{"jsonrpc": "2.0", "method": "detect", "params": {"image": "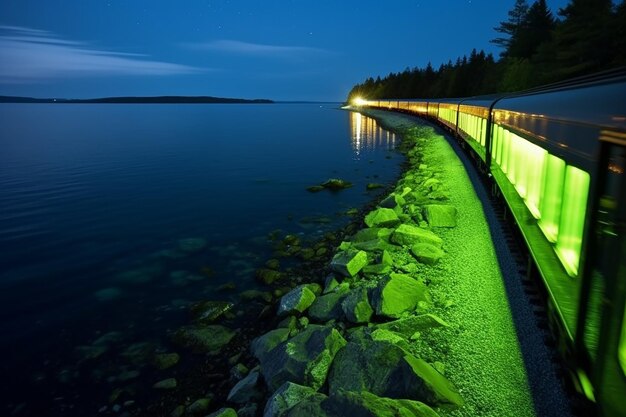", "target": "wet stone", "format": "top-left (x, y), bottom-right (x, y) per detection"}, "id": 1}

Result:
top-left (372, 273), bottom-right (431, 319)
top-left (330, 249), bottom-right (368, 277)
top-left (277, 285), bottom-right (316, 316)
top-left (364, 208), bottom-right (401, 228)
top-left (391, 224), bottom-right (443, 248)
